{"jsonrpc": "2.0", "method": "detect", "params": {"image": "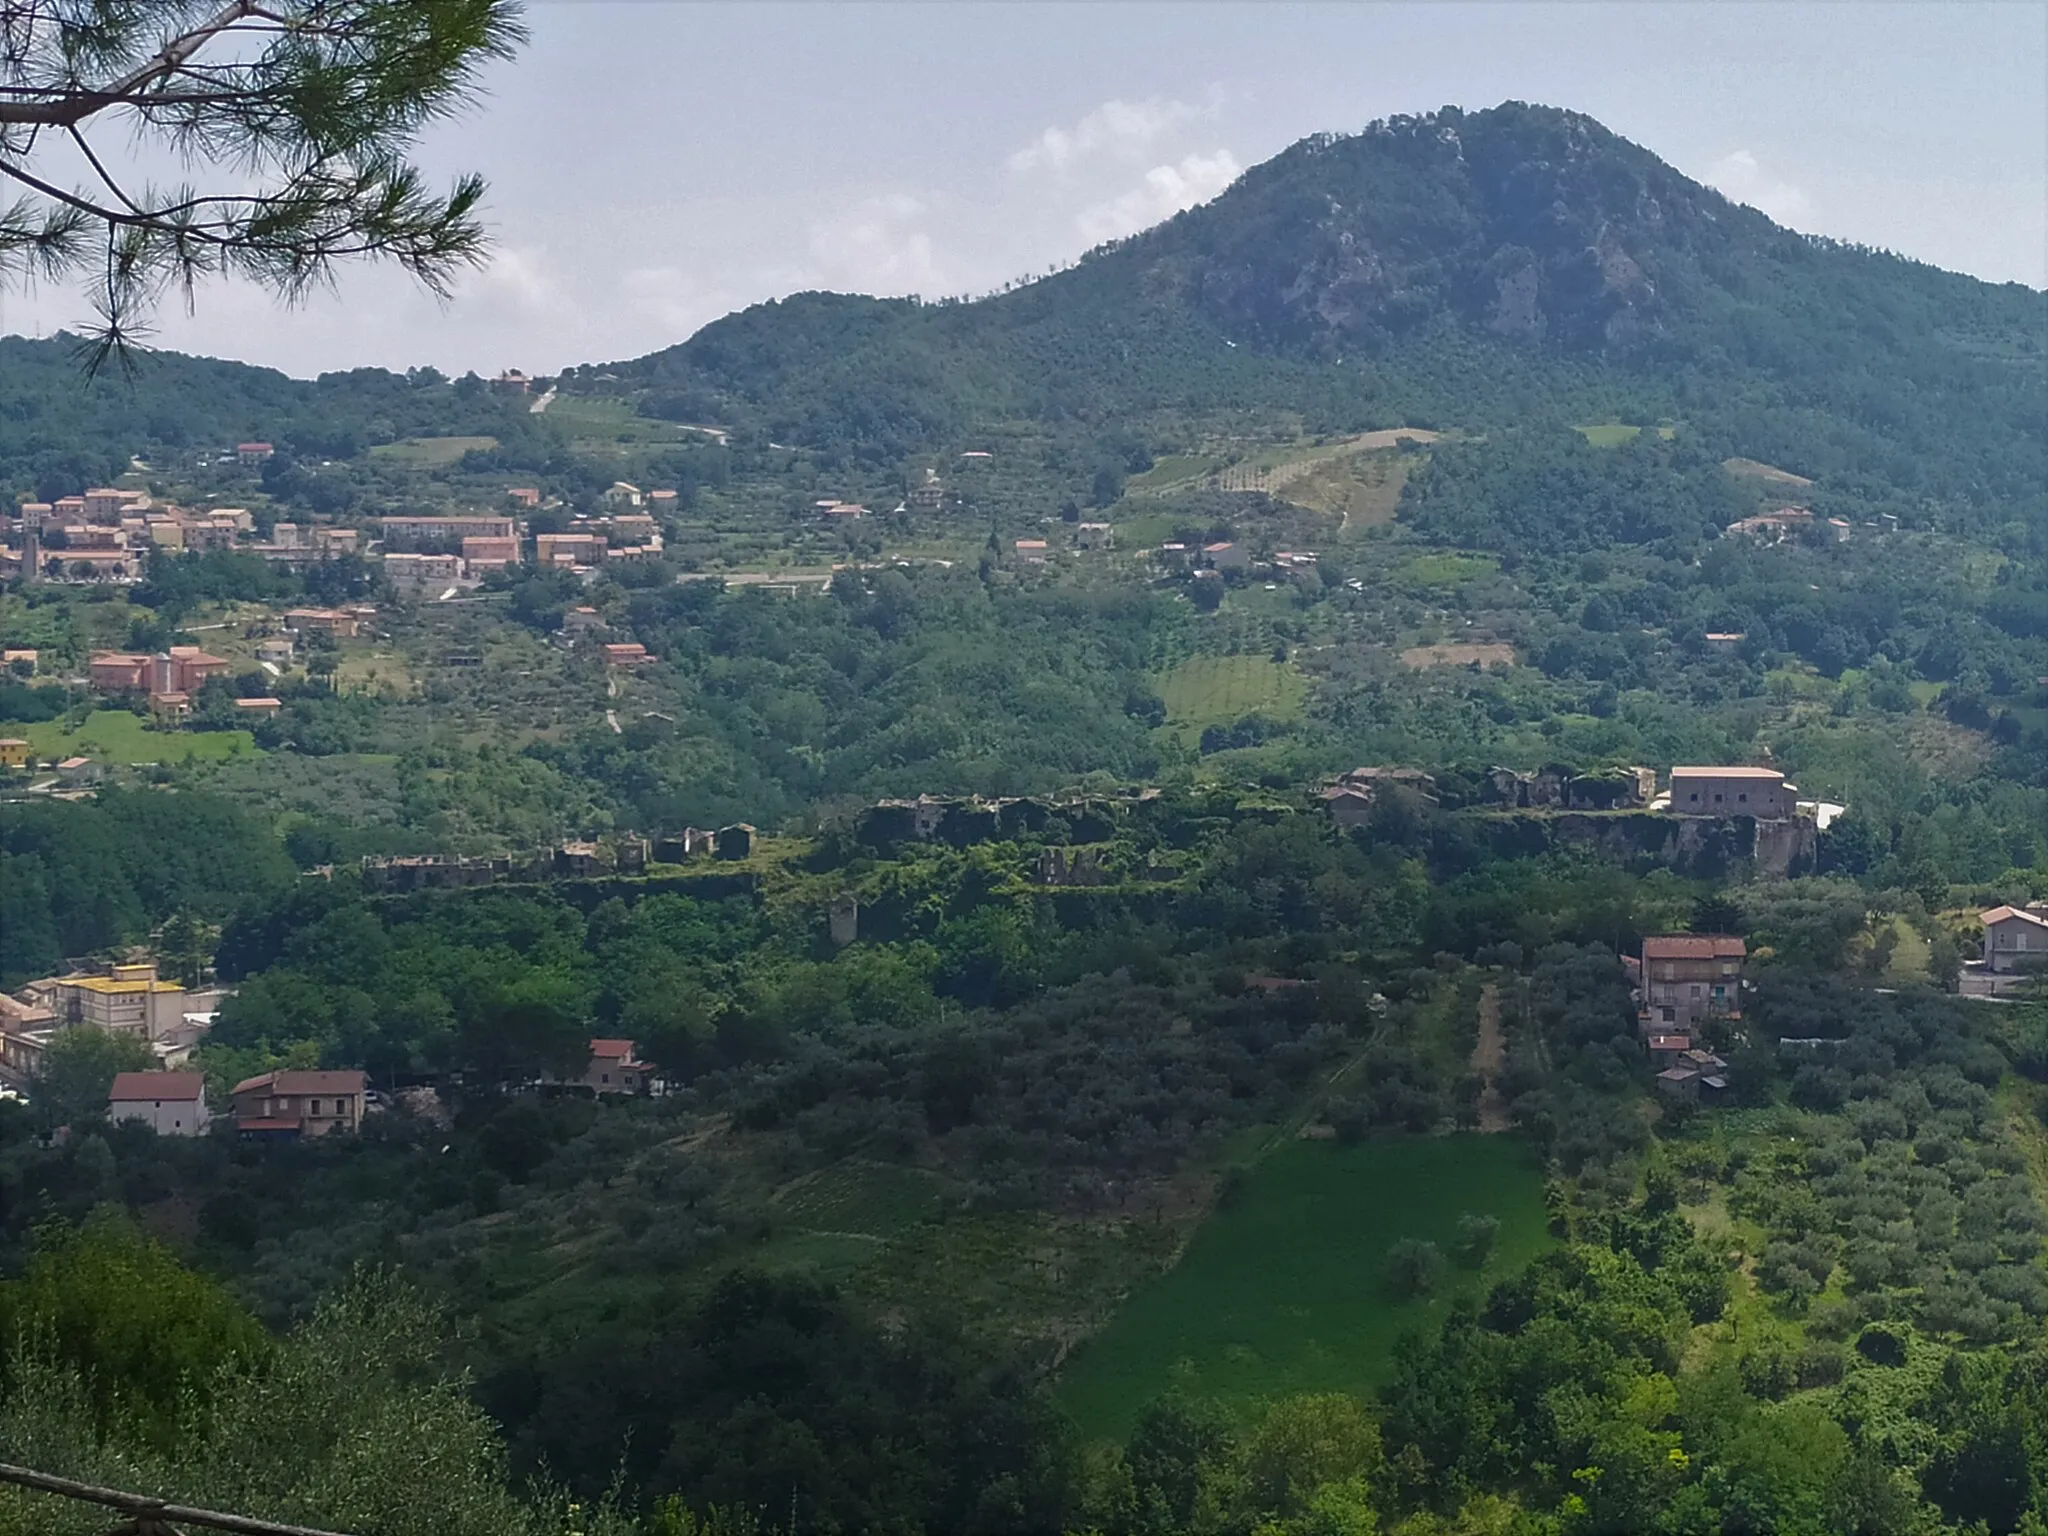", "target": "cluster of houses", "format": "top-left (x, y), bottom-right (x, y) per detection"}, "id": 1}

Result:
top-left (3, 475), bottom-right (681, 594)
top-left (1632, 934), bottom-right (1743, 1100)
top-left (554, 605), bottom-right (656, 668)
top-left (0, 488), bottom-right (374, 586)
top-left (0, 959), bottom-right (226, 1094)
top-left (0, 950), bottom-right (658, 1138)
top-left (1725, 505), bottom-right (1855, 545)
top-left (106, 1038), bottom-right (657, 1141)
top-left (68, 606), bottom-right (370, 723)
